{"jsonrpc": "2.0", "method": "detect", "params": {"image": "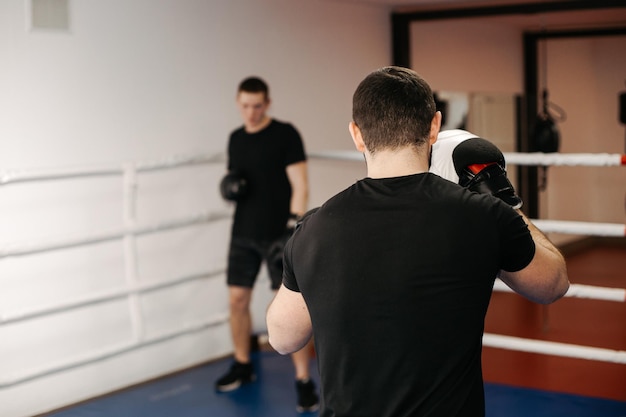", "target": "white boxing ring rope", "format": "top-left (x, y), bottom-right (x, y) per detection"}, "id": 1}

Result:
top-left (503, 152), bottom-right (626, 167)
top-left (310, 150), bottom-right (626, 167)
top-left (0, 210), bottom-right (231, 259)
top-left (493, 280), bottom-right (626, 303)
top-left (0, 153), bottom-right (225, 185)
top-left (0, 153), bottom-right (231, 389)
top-left (0, 150), bottom-right (625, 388)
